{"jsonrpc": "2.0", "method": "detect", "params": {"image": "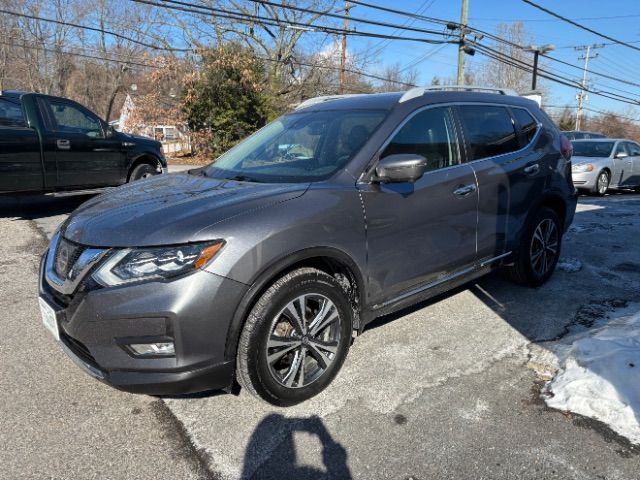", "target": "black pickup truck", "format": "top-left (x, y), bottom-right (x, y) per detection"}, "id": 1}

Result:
top-left (0, 90), bottom-right (166, 194)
